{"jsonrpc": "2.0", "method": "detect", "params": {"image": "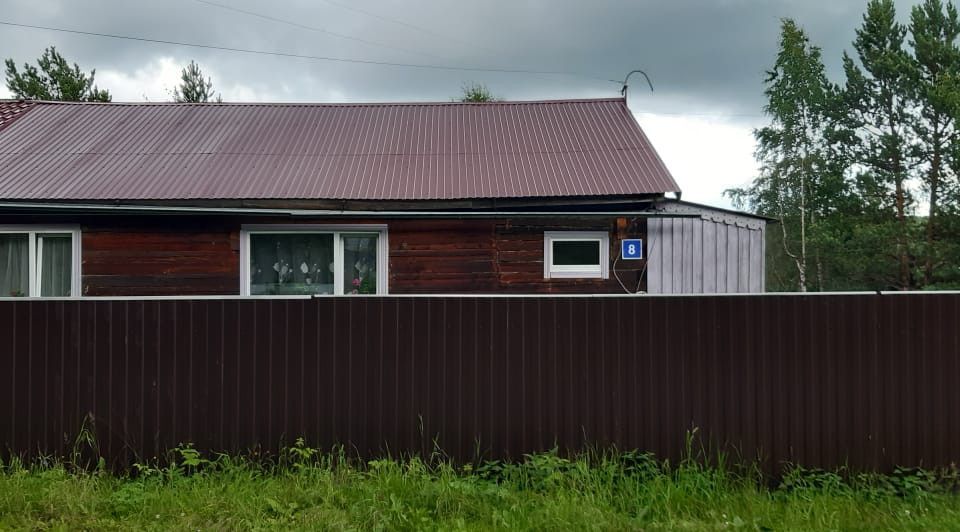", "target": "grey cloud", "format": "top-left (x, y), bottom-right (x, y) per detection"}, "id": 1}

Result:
top-left (0, 0), bottom-right (921, 121)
